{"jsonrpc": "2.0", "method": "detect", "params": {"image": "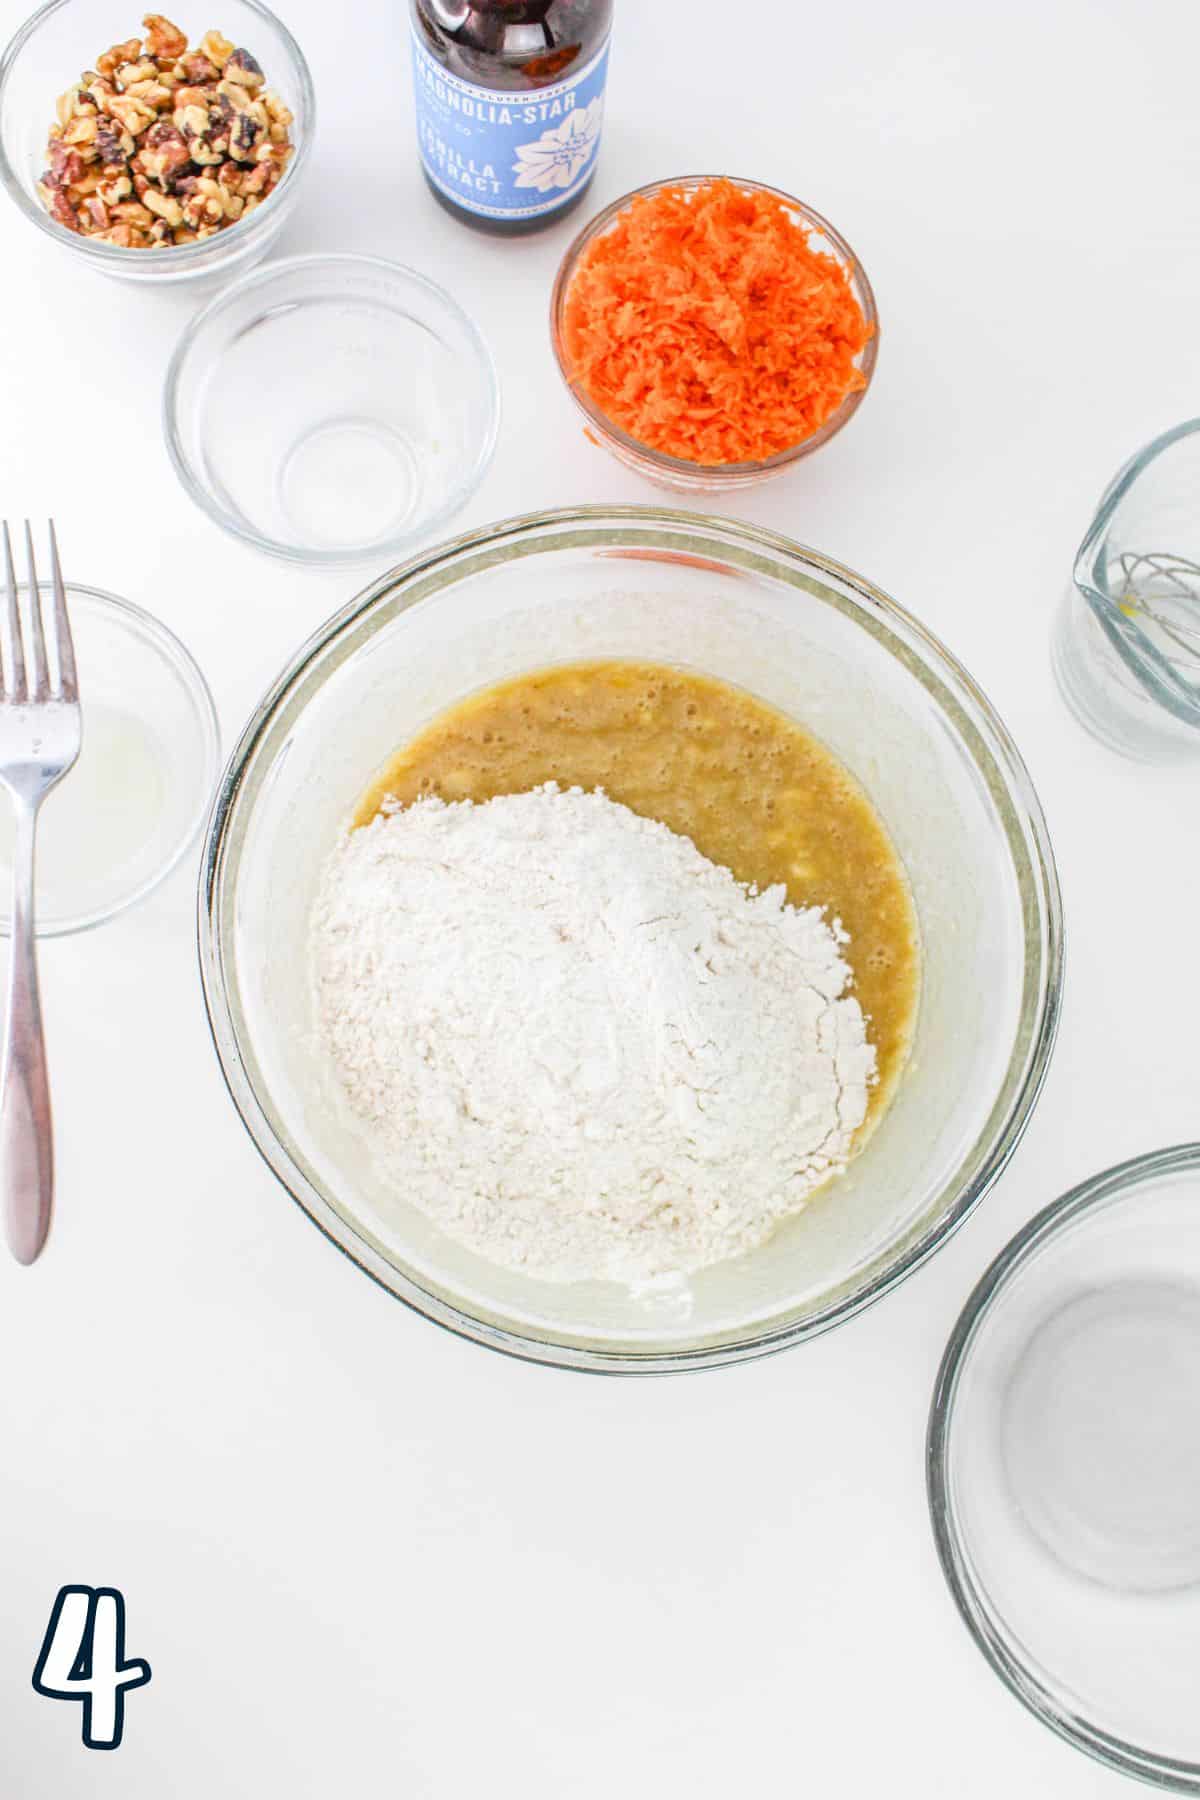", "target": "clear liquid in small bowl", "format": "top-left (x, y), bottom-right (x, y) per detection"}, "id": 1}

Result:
top-left (0, 702), bottom-right (168, 932)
